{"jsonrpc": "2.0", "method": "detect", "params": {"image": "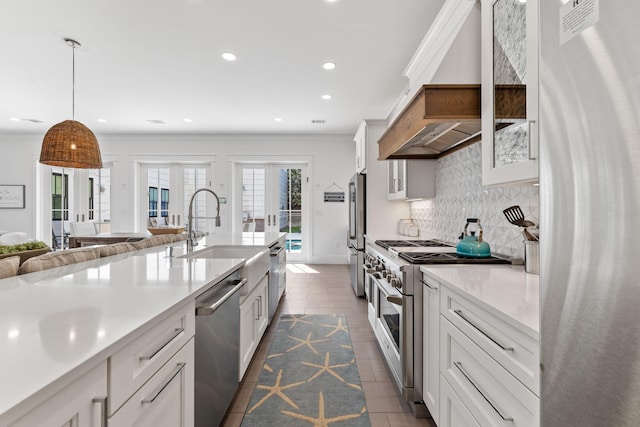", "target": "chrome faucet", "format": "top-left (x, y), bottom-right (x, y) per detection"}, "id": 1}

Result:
top-left (187, 188), bottom-right (221, 252)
